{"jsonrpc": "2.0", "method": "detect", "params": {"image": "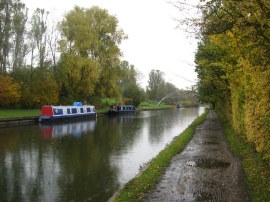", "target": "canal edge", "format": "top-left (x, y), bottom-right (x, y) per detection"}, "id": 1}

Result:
top-left (108, 109), bottom-right (209, 202)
